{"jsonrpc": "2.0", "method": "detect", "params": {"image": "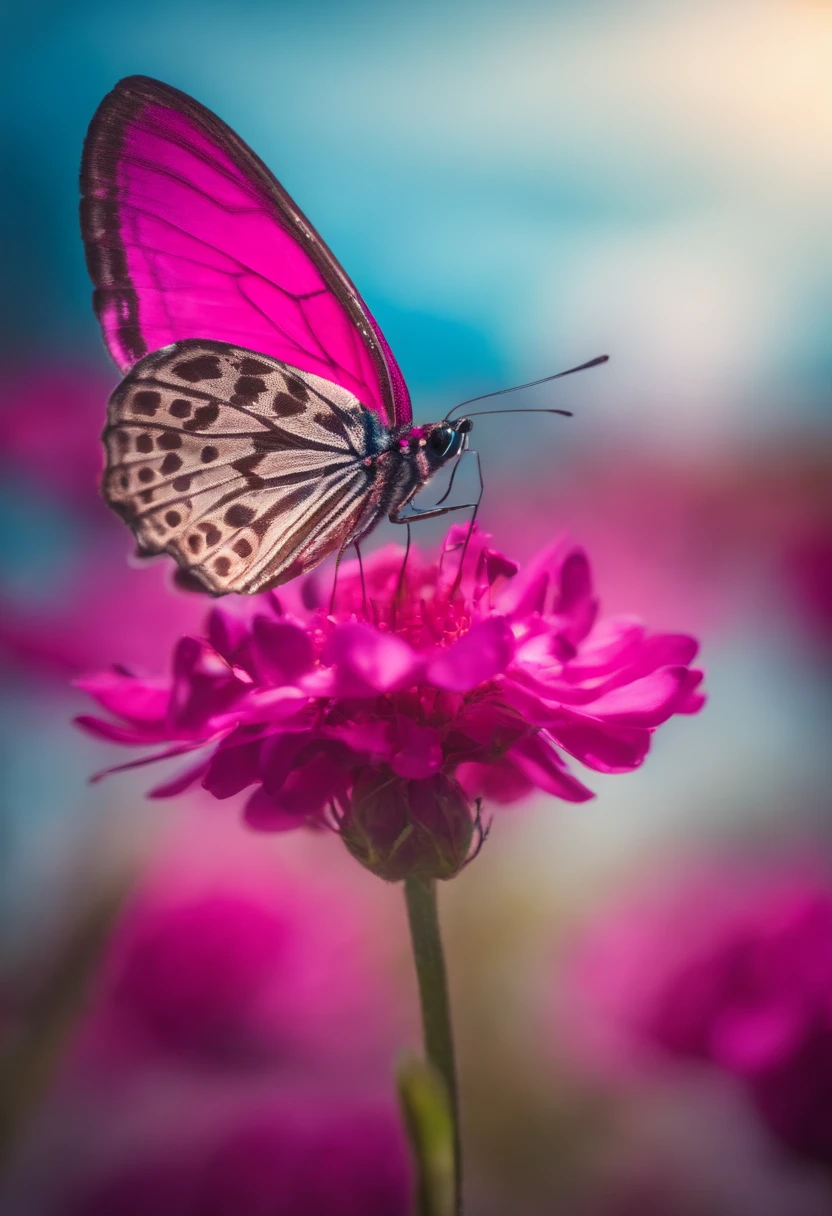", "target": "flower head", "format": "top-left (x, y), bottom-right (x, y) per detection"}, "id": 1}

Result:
top-left (77, 526), bottom-right (704, 879)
